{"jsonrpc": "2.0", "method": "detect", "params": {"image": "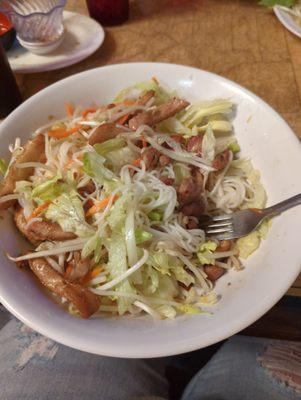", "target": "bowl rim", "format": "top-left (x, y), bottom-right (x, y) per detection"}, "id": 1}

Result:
top-left (0, 62), bottom-right (301, 358)
top-left (0, 0), bottom-right (66, 19)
